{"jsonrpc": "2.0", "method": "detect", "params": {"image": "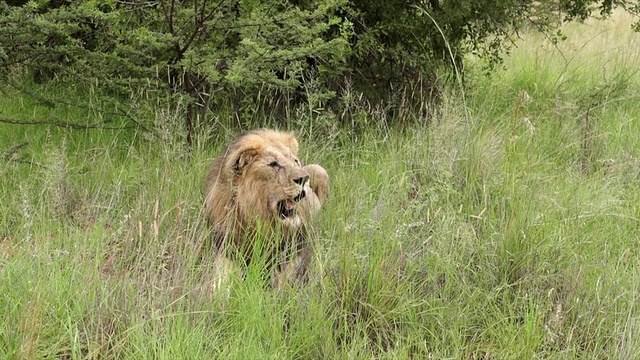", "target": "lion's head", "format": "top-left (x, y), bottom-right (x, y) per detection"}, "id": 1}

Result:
top-left (204, 129), bottom-right (328, 246)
